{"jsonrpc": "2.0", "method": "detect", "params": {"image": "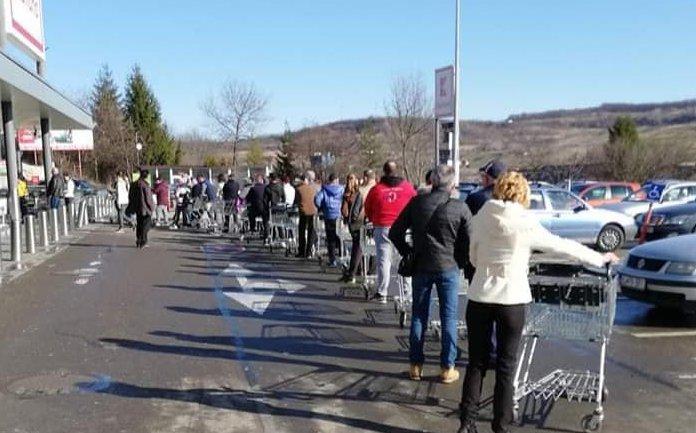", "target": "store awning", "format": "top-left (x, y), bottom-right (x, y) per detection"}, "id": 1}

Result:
top-left (0, 51), bottom-right (92, 130)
